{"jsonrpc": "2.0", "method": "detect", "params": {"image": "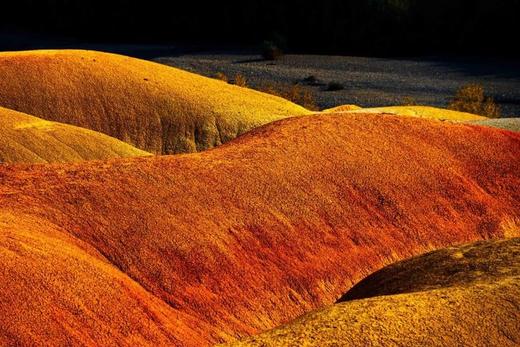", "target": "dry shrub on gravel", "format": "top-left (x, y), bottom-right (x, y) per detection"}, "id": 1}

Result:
top-left (233, 73), bottom-right (248, 87)
top-left (215, 72), bottom-right (229, 83)
top-left (258, 82), bottom-right (318, 110)
top-left (449, 83), bottom-right (500, 118)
